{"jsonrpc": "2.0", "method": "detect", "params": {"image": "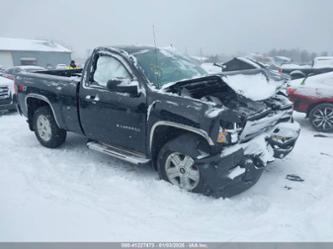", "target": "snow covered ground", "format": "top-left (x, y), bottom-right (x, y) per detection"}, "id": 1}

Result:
top-left (0, 112), bottom-right (333, 242)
